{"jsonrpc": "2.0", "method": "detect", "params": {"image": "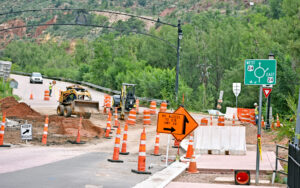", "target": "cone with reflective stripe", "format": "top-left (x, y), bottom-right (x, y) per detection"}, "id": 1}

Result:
top-left (120, 121), bottom-right (129, 155)
top-left (108, 125), bottom-right (123, 163)
top-left (187, 154), bottom-right (199, 174)
top-left (0, 112), bottom-right (10, 147)
top-left (42, 115), bottom-right (49, 145)
top-left (276, 113), bottom-right (280, 128)
top-left (151, 132), bottom-right (161, 156)
top-left (113, 107), bottom-right (120, 128)
top-left (136, 99), bottom-right (140, 114)
top-left (172, 139), bottom-right (180, 148)
top-left (210, 115), bottom-right (213, 126)
top-left (104, 112), bottom-right (112, 139)
top-left (185, 133), bottom-right (194, 159)
top-left (261, 116), bottom-right (265, 128)
top-left (132, 127), bottom-right (151, 174)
